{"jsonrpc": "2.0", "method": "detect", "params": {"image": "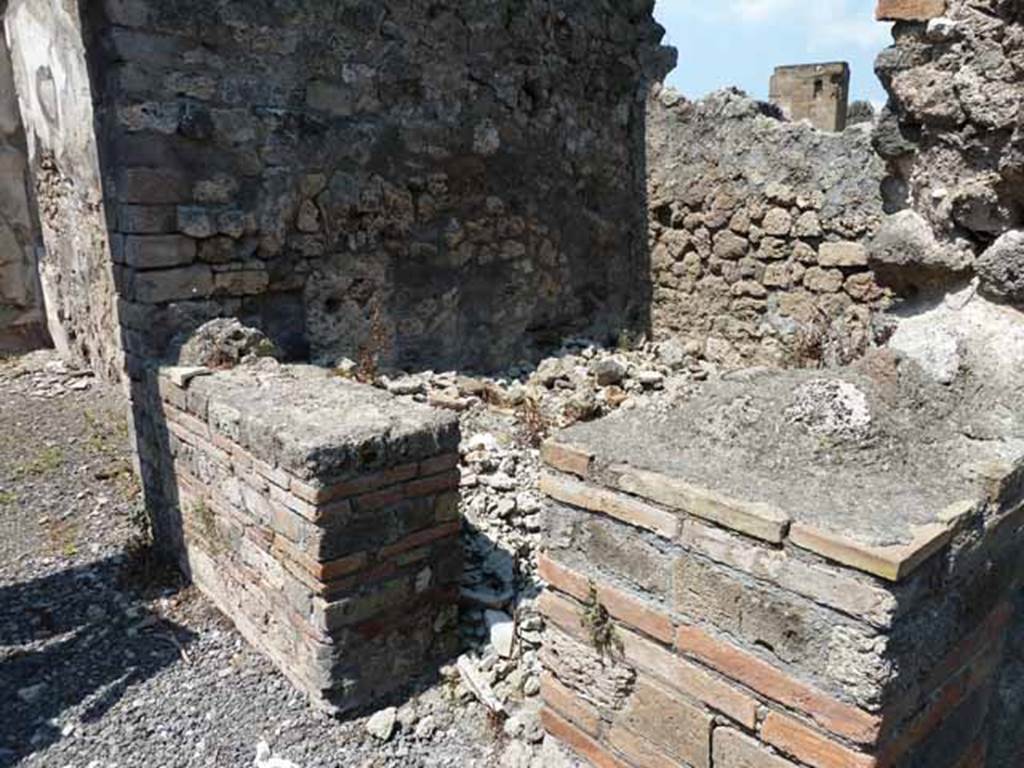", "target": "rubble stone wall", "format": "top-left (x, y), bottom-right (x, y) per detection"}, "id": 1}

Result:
top-left (0, 32), bottom-right (46, 352)
top-left (4, 0), bottom-right (122, 376)
top-left (874, 3), bottom-right (1024, 764)
top-left (80, 0), bottom-right (673, 375)
top-left (538, 437), bottom-right (1024, 768)
top-left (646, 89), bottom-right (889, 368)
top-left (156, 363), bottom-right (462, 712)
top-left (873, 0), bottom-right (1024, 304)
